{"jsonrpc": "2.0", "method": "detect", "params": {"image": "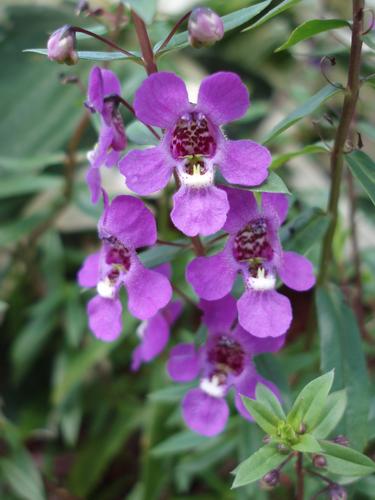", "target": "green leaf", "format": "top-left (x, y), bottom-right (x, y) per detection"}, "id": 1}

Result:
top-left (242, 0), bottom-right (303, 32)
top-left (346, 150), bottom-right (375, 206)
top-left (151, 430), bottom-right (213, 457)
top-left (0, 213), bottom-right (53, 247)
top-left (275, 19), bottom-right (349, 52)
top-left (255, 384), bottom-right (286, 420)
top-left (219, 171), bottom-right (290, 194)
top-left (316, 285), bottom-right (370, 450)
top-left (362, 31), bottom-right (375, 51)
top-left (123, 0), bottom-right (157, 25)
top-left (313, 390), bottom-right (347, 439)
top-left (0, 174), bottom-right (62, 198)
top-left (148, 384), bottom-right (193, 403)
top-left (241, 396), bottom-right (280, 435)
top-left (262, 84), bottom-right (343, 144)
top-left (140, 244), bottom-right (185, 268)
top-left (0, 152), bottom-right (65, 173)
top-left (319, 440), bottom-right (375, 477)
top-left (24, 48), bottom-right (141, 62)
top-left (292, 433), bottom-right (322, 453)
top-left (154, 1), bottom-right (273, 55)
top-left (282, 209), bottom-right (330, 255)
top-left (126, 121), bottom-right (160, 146)
top-left (271, 143), bottom-right (329, 169)
top-left (232, 444), bottom-right (285, 488)
top-left (0, 458), bottom-right (46, 500)
top-left (287, 371), bottom-right (334, 432)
